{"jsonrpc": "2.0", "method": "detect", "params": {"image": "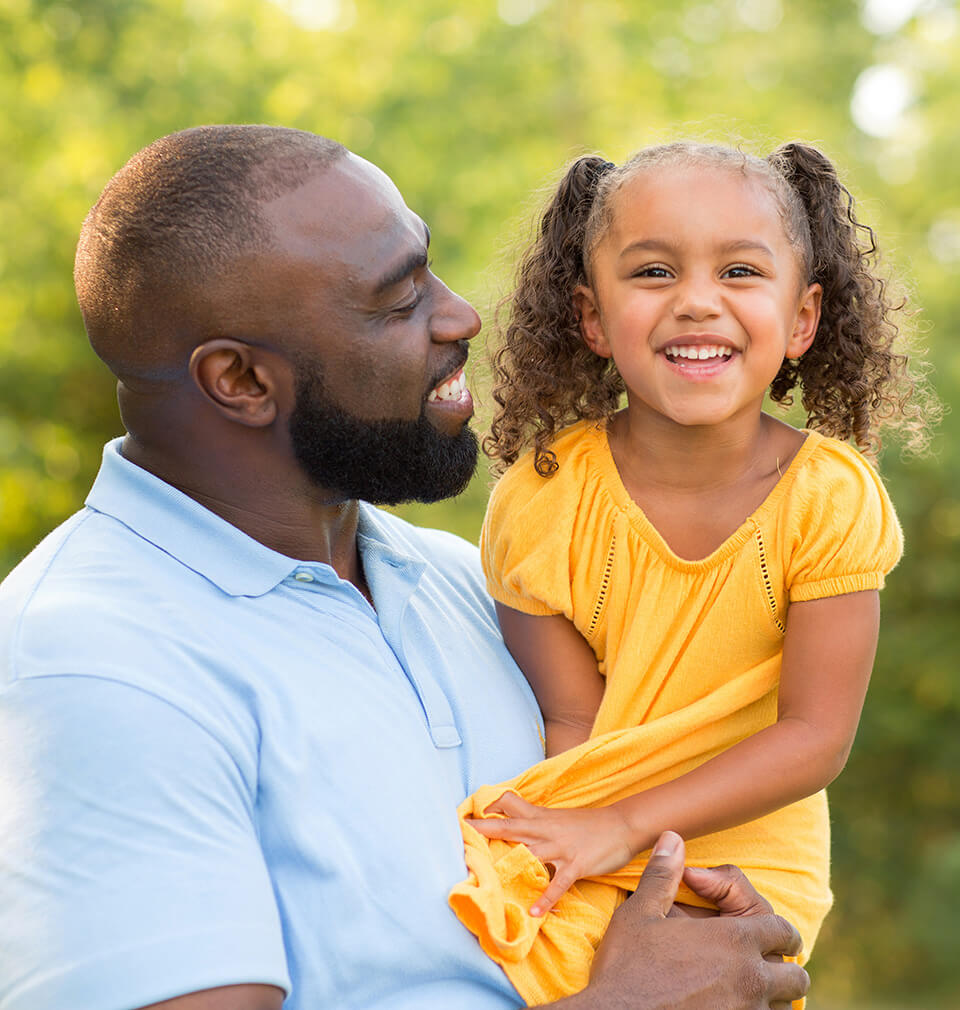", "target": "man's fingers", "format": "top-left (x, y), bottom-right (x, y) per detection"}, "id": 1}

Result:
top-left (740, 912), bottom-right (804, 959)
top-left (625, 830), bottom-right (685, 919)
top-left (763, 958), bottom-right (811, 1005)
top-left (683, 863), bottom-right (774, 916)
